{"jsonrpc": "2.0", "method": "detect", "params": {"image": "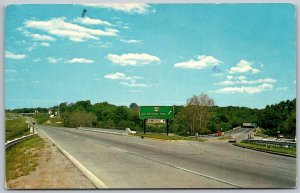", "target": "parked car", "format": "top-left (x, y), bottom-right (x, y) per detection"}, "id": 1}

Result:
top-left (228, 136), bottom-right (237, 143)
